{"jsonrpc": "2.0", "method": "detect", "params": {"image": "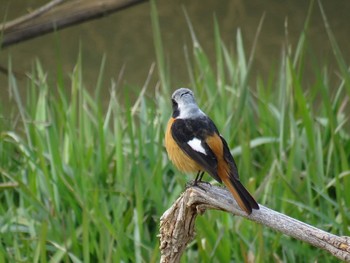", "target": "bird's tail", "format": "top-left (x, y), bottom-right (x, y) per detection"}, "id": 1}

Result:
top-left (221, 176), bottom-right (259, 214)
